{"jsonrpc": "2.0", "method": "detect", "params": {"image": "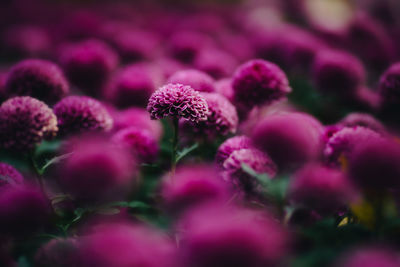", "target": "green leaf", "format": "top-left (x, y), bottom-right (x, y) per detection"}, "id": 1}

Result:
top-left (96, 207), bottom-right (121, 215)
top-left (175, 143), bottom-right (199, 163)
top-left (107, 201), bottom-right (151, 210)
